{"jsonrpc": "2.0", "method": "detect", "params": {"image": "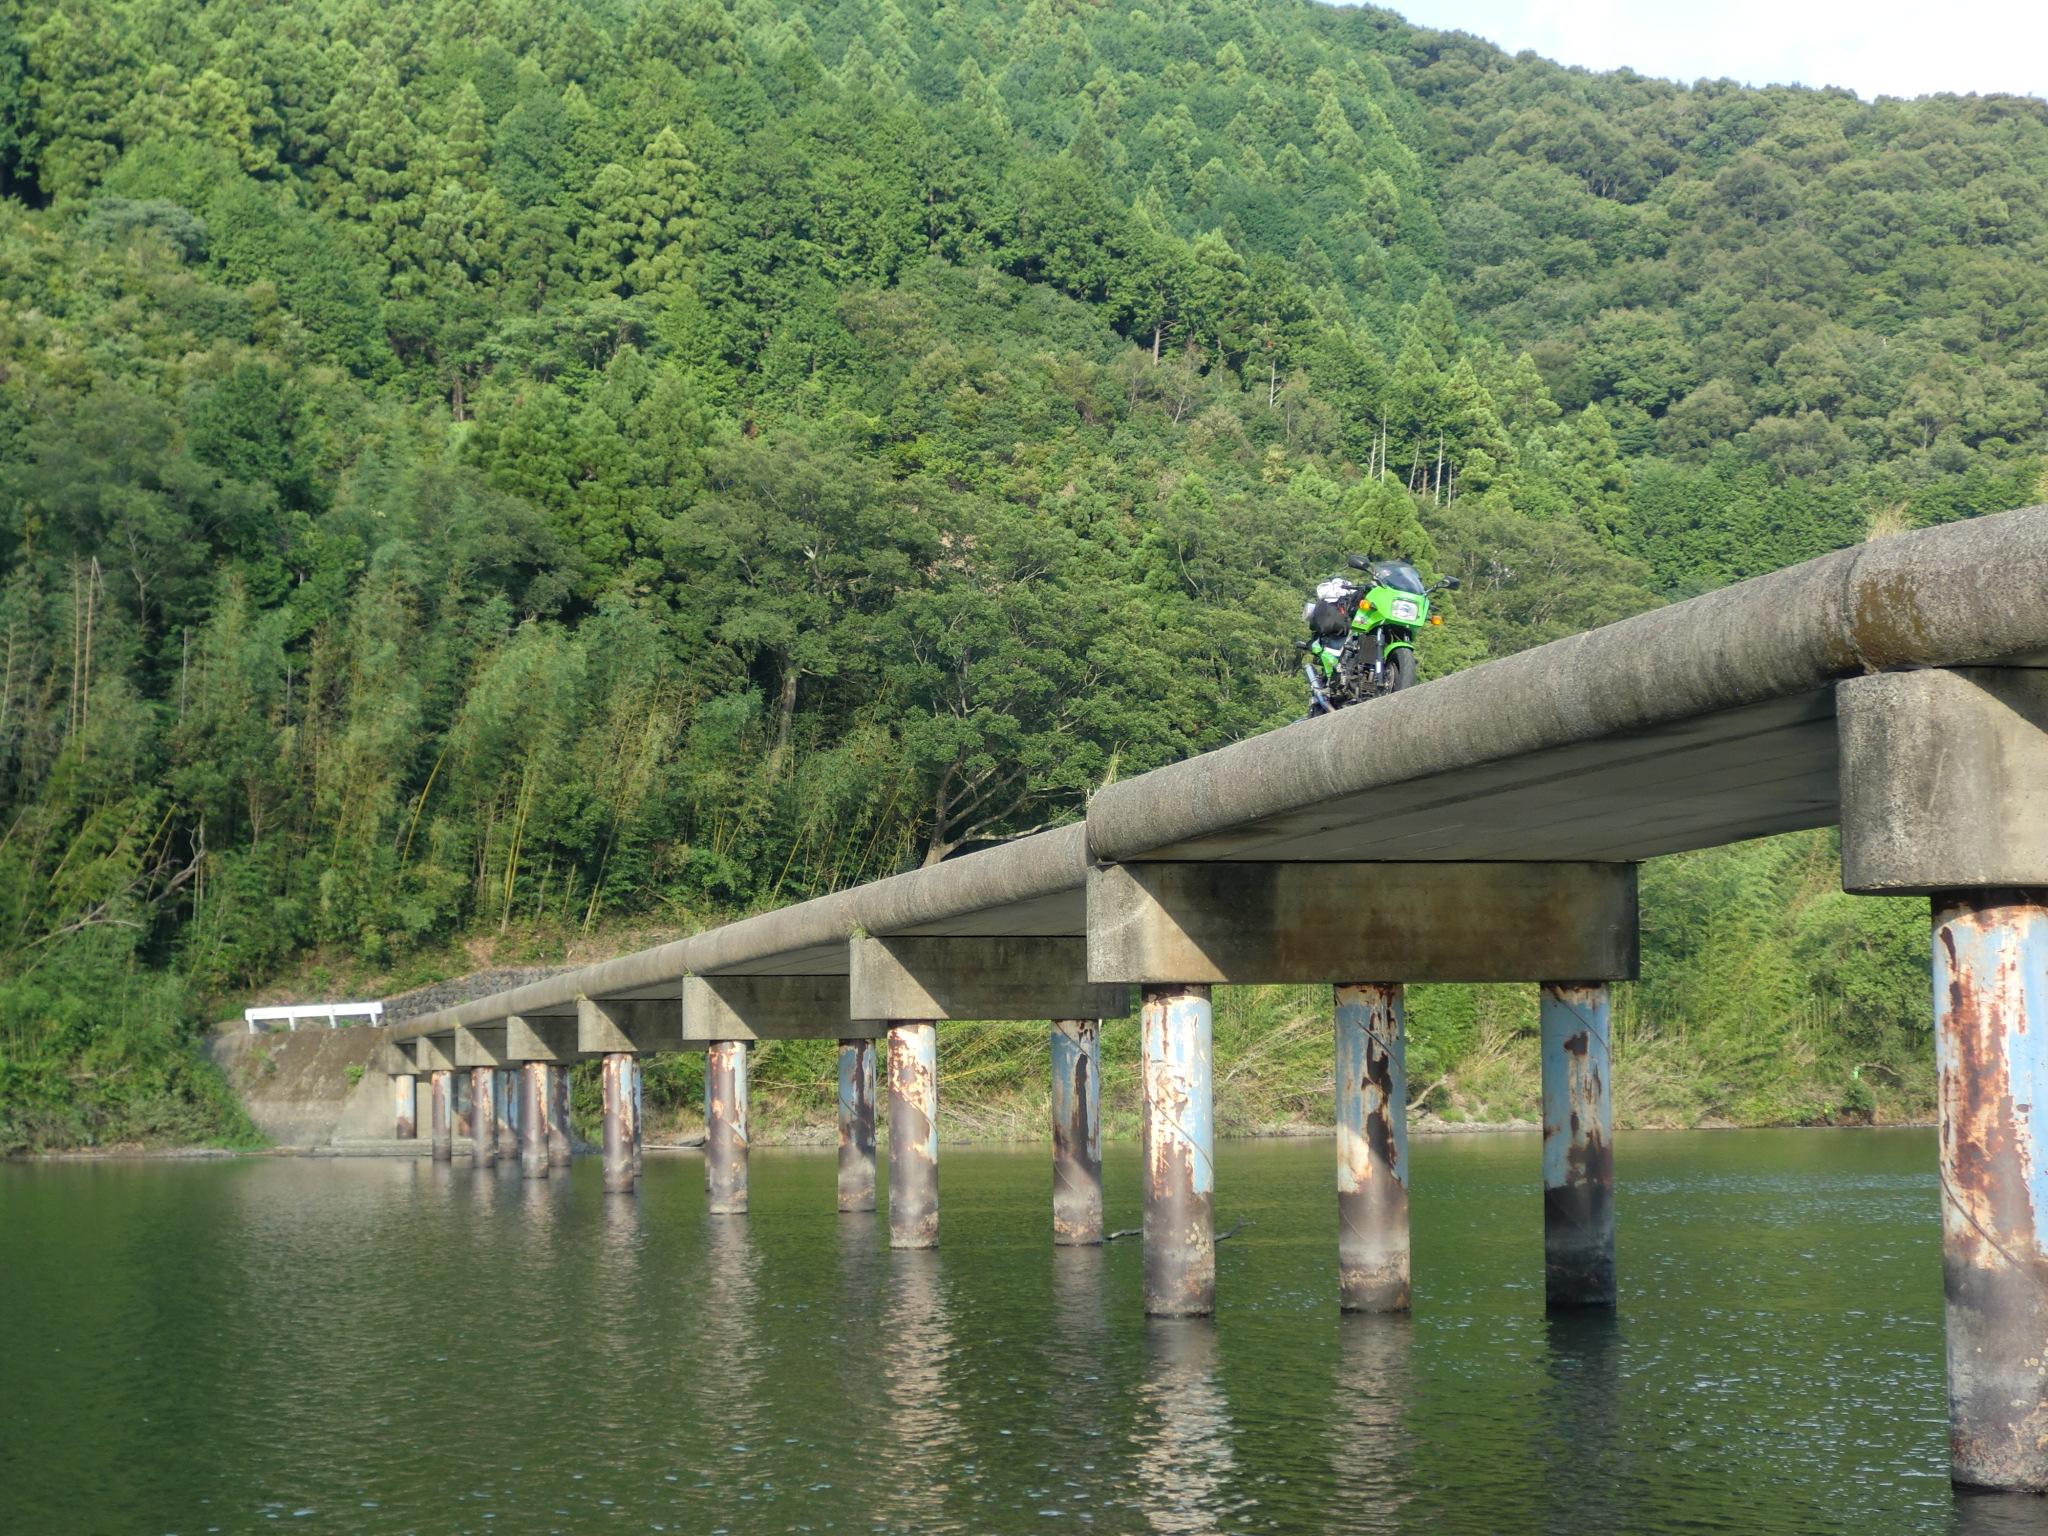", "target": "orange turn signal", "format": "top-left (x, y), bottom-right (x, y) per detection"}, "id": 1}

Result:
top-left (1429, 615), bottom-right (1443, 625)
